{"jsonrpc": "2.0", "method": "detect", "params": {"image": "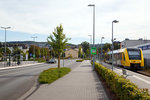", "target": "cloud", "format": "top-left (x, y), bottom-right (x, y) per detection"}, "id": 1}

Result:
top-left (0, 0), bottom-right (150, 44)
